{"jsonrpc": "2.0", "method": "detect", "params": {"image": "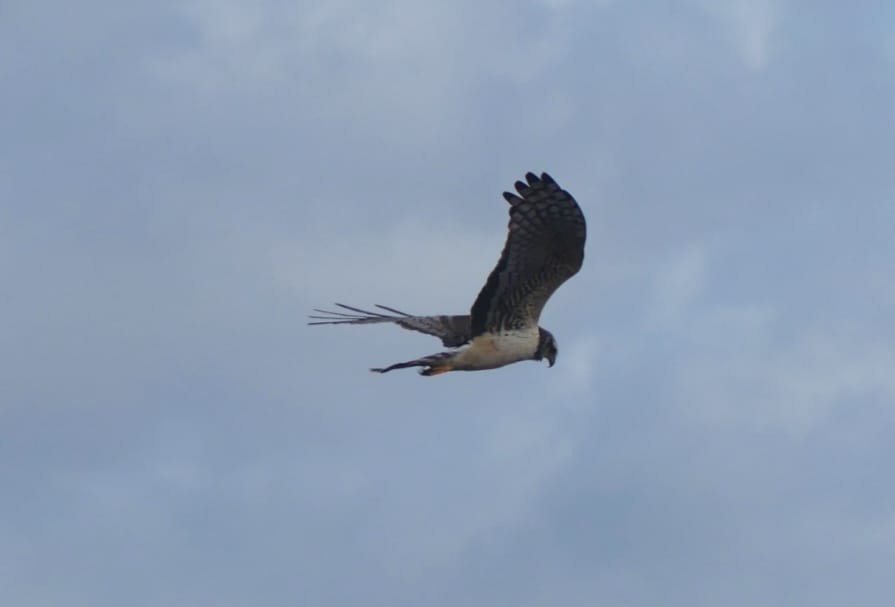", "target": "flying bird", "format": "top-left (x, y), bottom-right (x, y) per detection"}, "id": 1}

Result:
top-left (309, 172), bottom-right (586, 375)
